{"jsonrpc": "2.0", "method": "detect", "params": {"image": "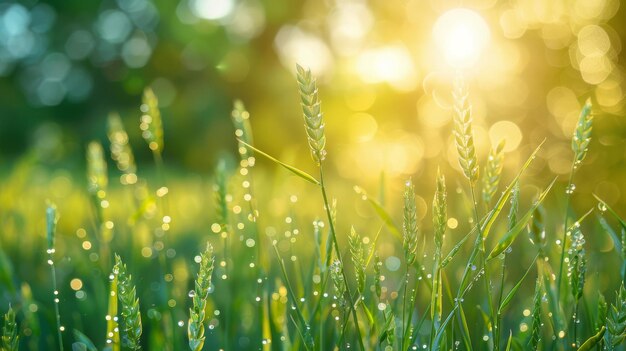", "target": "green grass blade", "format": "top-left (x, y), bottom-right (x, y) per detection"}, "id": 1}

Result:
top-left (577, 326), bottom-right (605, 351)
top-left (487, 177), bottom-right (556, 260)
top-left (238, 139), bottom-right (320, 186)
top-left (498, 254), bottom-right (539, 313)
top-left (594, 194), bottom-right (626, 230)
